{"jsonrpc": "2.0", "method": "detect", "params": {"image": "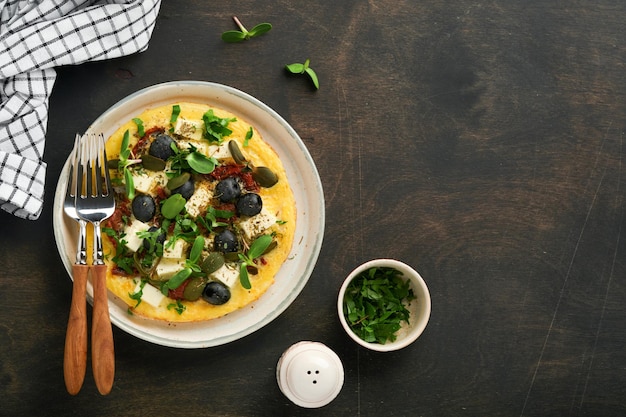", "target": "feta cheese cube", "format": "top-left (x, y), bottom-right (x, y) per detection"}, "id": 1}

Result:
top-left (208, 143), bottom-right (231, 160)
top-left (123, 218), bottom-right (151, 252)
top-left (131, 171), bottom-right (167, 195)
top-left (174, 117), bottom-right (204, 141)
top-left (185, 183), bottom-right (213, 218)
top-left (238, 208), bottom-right (277, 240)
top-left (177, 139), bottom-right (211, 157)
top-left (162, 239), bottom-right (187, 259)
top-left (133, 281), bottom-right (166, 308)
top-left (156, 259), bottom-right (186, 280)
top-left (210, 263), bottom-right (240, 288)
